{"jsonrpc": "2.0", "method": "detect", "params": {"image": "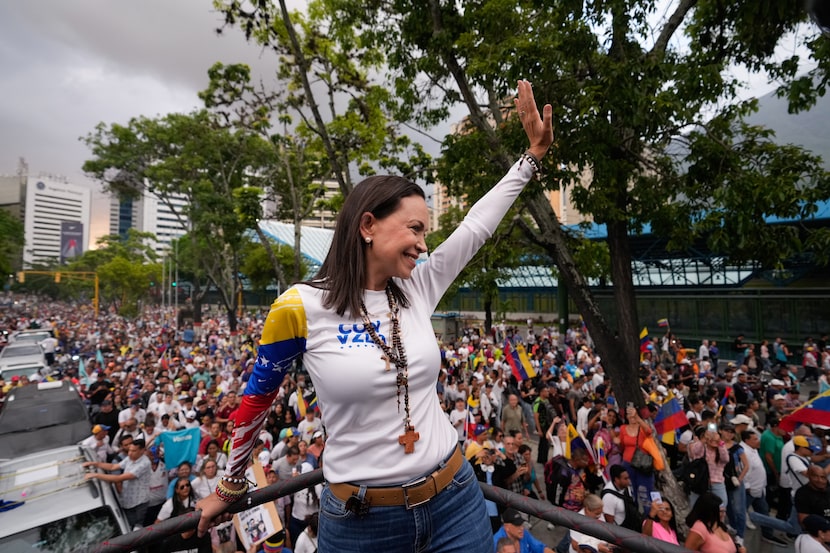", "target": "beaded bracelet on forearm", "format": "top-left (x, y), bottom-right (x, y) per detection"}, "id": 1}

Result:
top-left (215, 479), bottom-right (249, 503)
top-left (519, 150), bottom-right (543, 181)
top-left (221, 474), bottom-right (247, 485)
